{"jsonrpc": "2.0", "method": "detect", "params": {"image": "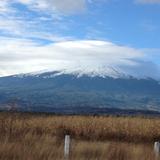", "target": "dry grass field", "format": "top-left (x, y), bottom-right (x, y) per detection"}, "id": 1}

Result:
top-left (0, 112), bottom-right (159, 160)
